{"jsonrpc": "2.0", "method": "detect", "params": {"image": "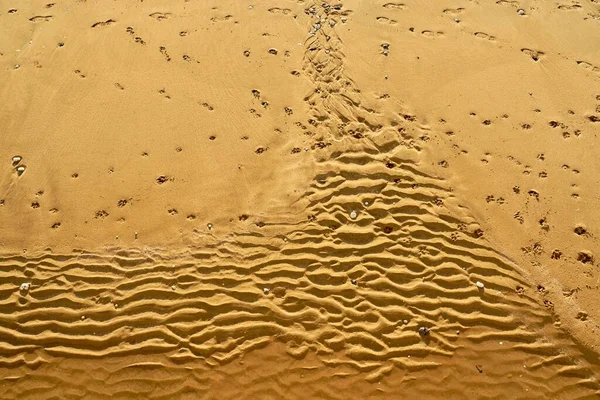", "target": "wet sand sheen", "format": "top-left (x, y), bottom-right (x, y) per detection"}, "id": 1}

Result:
top-left (1, 0), bottom-right (599, 398)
